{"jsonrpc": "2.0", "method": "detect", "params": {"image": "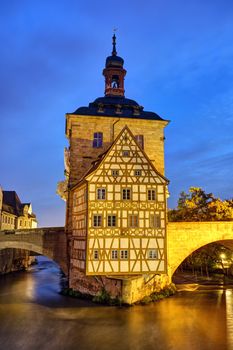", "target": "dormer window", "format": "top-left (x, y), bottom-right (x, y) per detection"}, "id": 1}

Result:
top-left (93, 132), bottom-right (103, 148)
top-left (97, 103), bottom-right (104, 113)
